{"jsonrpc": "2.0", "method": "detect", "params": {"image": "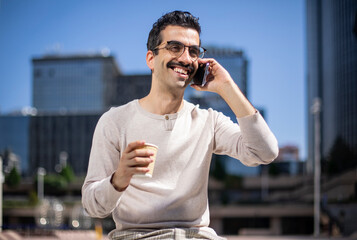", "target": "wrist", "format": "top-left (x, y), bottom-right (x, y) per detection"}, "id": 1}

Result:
top-left (110, 172), bottom-right (128, 192)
